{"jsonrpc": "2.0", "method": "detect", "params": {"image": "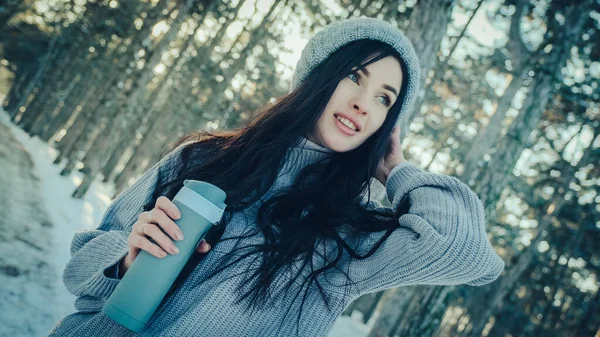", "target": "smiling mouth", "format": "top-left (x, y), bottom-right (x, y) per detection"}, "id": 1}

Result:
top-left (334, 114), bottom-right (359, 131)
